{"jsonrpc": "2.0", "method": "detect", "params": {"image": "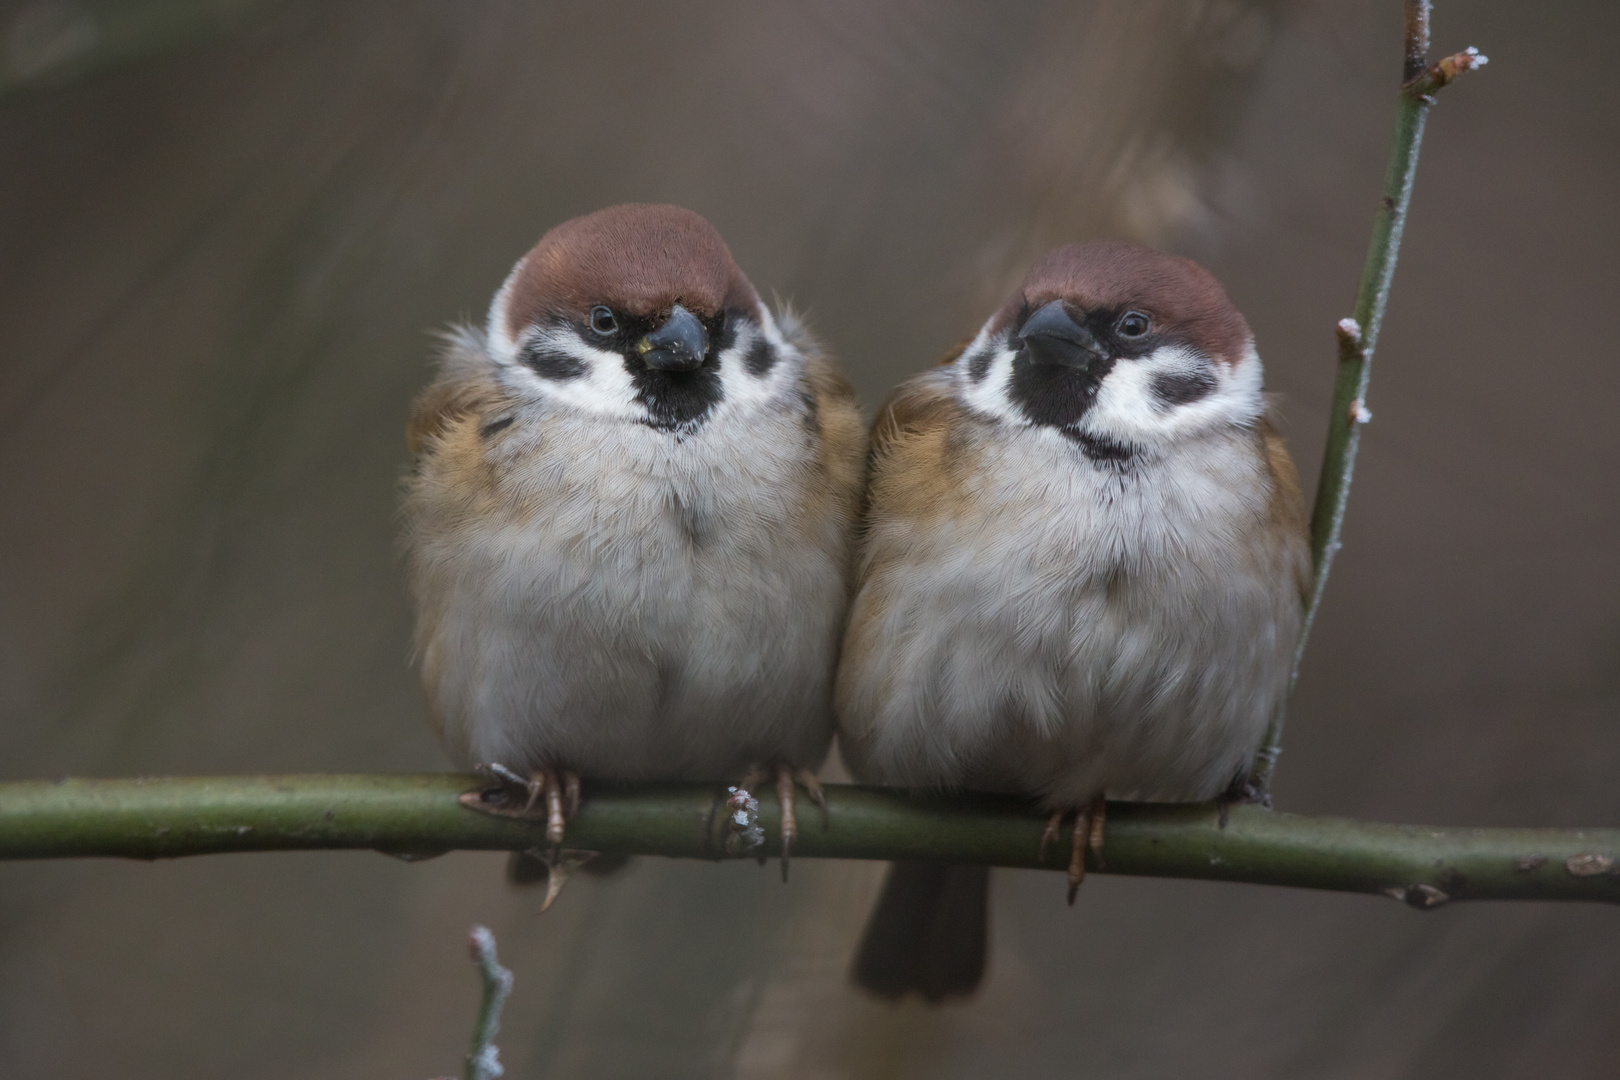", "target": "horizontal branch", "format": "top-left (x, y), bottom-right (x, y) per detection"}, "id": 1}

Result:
top-left (1, 775), bottom-right (1616, 908)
